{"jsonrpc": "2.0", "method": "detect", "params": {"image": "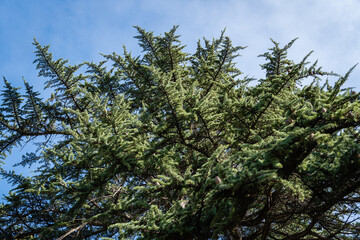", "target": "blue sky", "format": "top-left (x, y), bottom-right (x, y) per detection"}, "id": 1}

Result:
top-left (0, 0), bottom-right (359, 200)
